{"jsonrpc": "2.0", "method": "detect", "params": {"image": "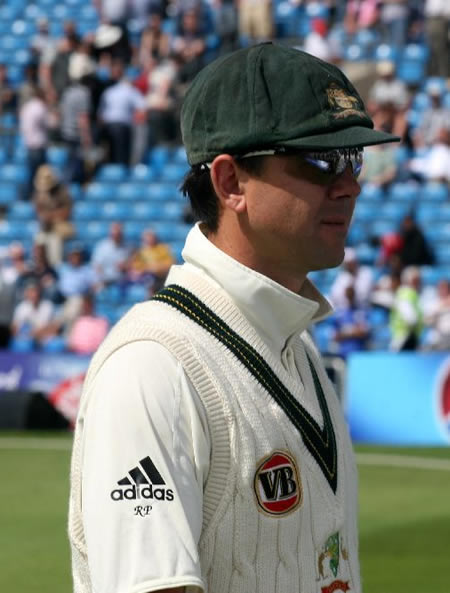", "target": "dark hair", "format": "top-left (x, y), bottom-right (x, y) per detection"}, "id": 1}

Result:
top-left (180, 156), bottom-right (267, 233)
